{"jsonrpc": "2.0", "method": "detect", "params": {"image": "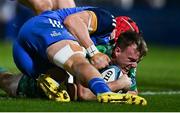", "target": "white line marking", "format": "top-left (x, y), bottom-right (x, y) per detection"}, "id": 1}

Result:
top-left (139, 91), bottom-right (180, 95)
